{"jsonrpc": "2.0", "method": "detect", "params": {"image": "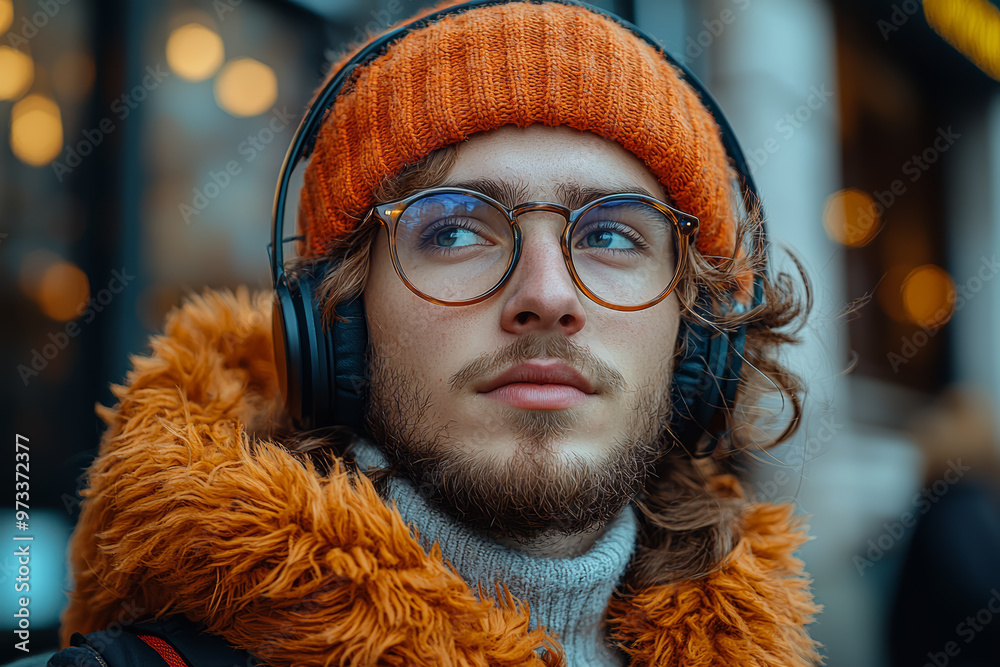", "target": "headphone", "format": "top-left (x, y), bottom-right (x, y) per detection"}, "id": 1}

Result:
top-left (269, 0), bottom-right (767, 457)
